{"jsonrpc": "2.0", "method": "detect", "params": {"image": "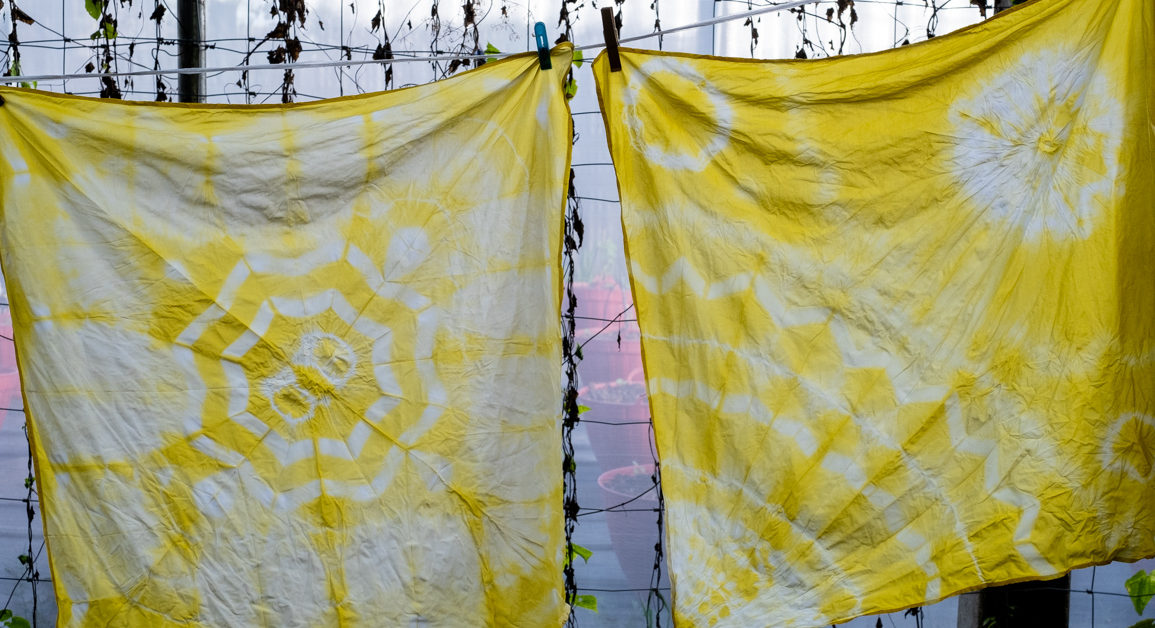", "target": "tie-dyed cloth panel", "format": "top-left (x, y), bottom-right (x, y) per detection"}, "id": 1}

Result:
top-left (595, 1), bottom-right (1154, 625)
top-left (0, 46), bottom-right (573, 626)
